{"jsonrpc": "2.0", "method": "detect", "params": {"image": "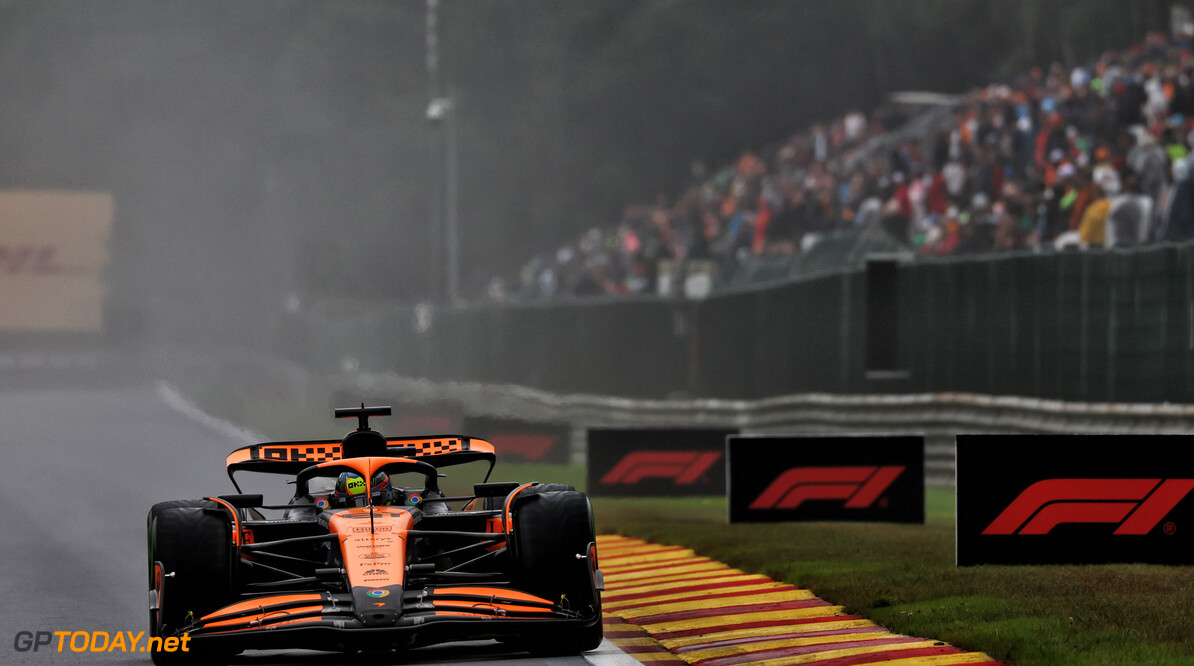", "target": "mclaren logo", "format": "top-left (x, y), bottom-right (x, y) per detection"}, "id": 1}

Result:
top-left (749, 466), bottom-right (905, 510)
top-left (599, 451), bottom-right (721, 485)
top-left (982, 478), bottom-right (1194, 535)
